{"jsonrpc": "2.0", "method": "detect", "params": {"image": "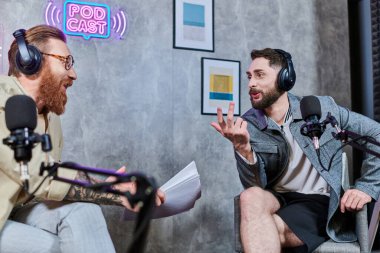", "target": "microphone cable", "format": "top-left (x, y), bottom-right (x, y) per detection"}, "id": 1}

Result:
top-left (21, 162), bottom-right (60, 205)
top-left (327, 135), bottom-right (375, 172)
top-left (316, 149), bottom-right (328, 171)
